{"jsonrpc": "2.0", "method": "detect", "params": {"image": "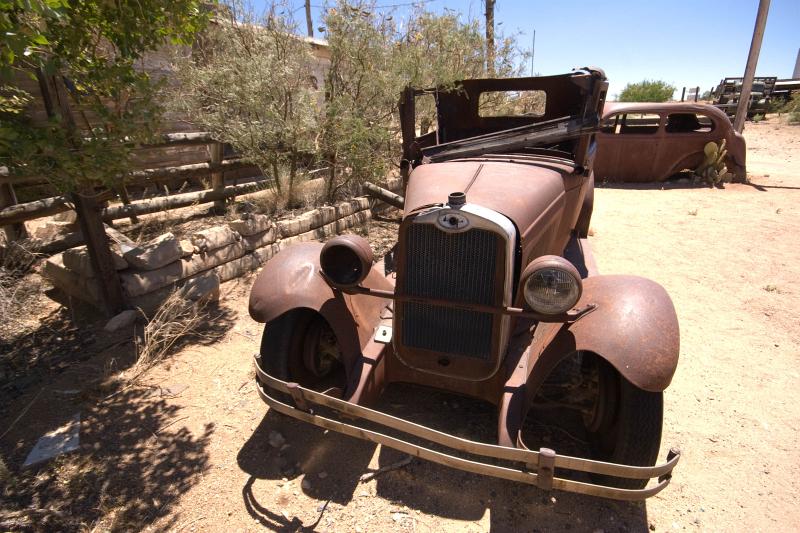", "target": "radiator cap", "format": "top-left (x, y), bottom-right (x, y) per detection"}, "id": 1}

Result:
top-left (448, 191), bottom-right (466, 208)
